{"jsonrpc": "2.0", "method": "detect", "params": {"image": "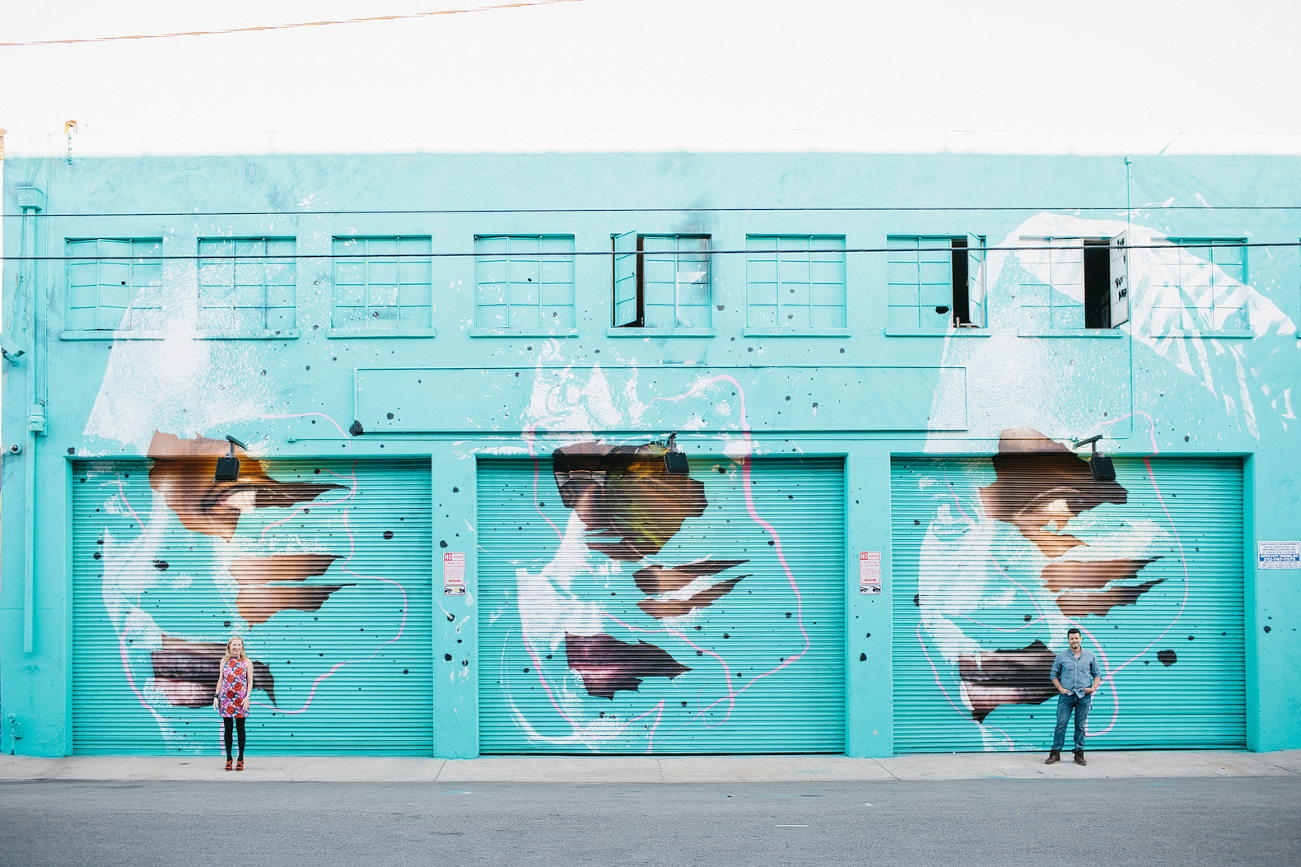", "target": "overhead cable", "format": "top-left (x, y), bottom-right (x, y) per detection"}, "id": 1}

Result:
top-left (0, 0), bottom-right (586, 48)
